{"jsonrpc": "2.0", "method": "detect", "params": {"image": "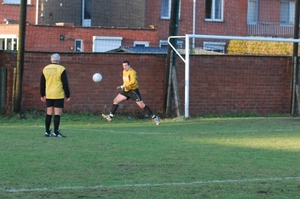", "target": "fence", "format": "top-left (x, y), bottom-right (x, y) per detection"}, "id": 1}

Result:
top-left (0, 51), bottom-right (293, 117)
